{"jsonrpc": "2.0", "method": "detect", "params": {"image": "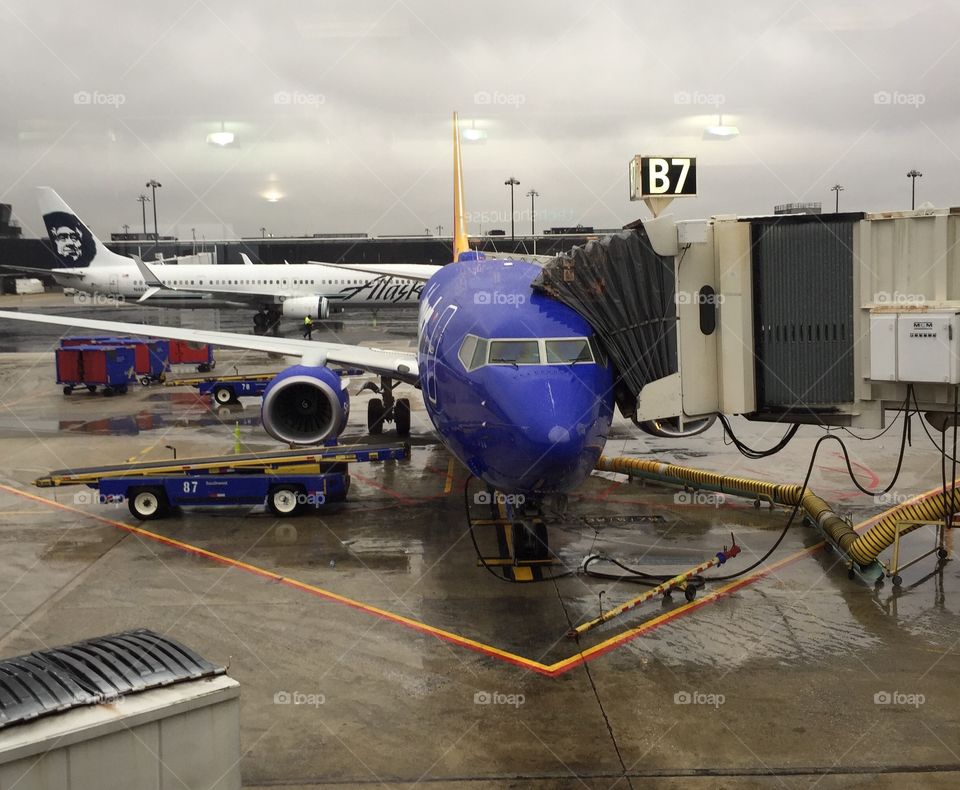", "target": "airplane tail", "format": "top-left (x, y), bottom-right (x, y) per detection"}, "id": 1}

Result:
top-left (37, 187), bottom-right (130, 269)
top-left (452, 112), bottom-right (471, 261)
